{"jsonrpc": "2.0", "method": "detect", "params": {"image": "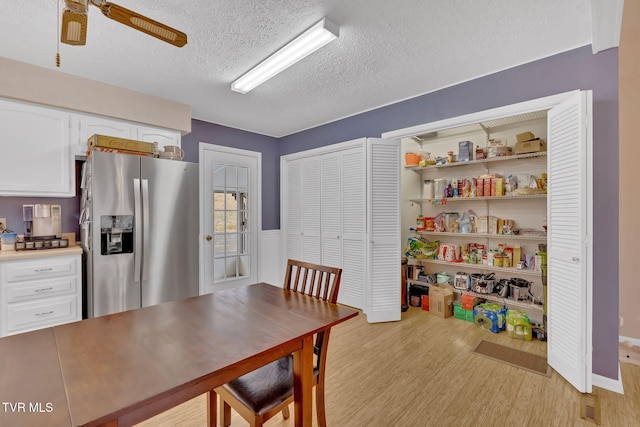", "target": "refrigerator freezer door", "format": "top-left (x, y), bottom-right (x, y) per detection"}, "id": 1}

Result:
top-left (140, 157), bottom-right (199, 306)
top-left (88, 151), bottom-right (141, 317)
